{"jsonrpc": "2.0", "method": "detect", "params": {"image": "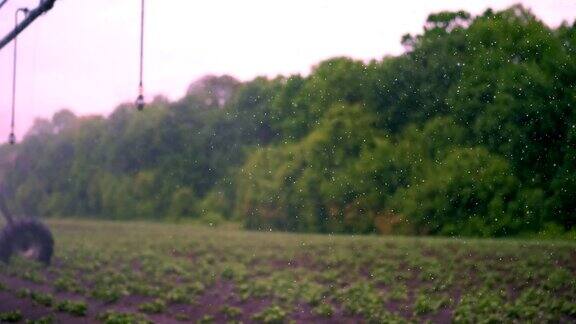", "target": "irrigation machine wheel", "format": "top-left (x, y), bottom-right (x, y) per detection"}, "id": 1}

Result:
top-left (0, 218), bottom-right (54, 266)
